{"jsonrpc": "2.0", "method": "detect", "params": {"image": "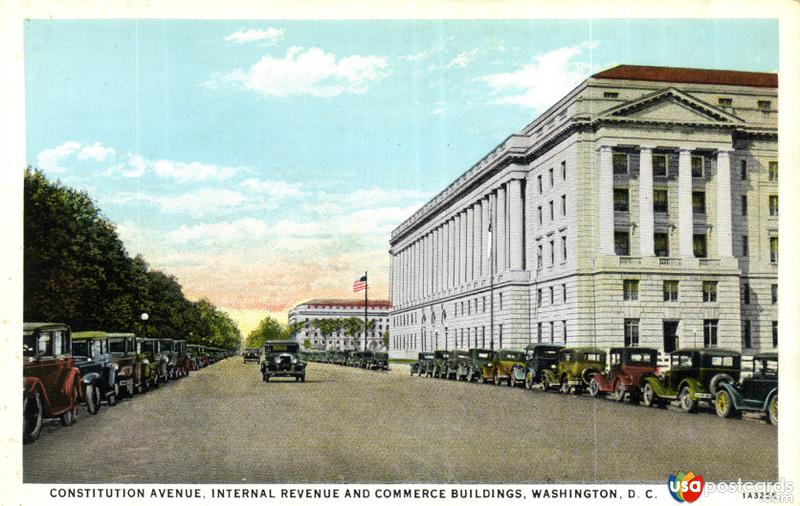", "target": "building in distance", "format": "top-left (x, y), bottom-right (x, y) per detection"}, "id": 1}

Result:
top-left (289, 299), bottom-right (392, 351)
